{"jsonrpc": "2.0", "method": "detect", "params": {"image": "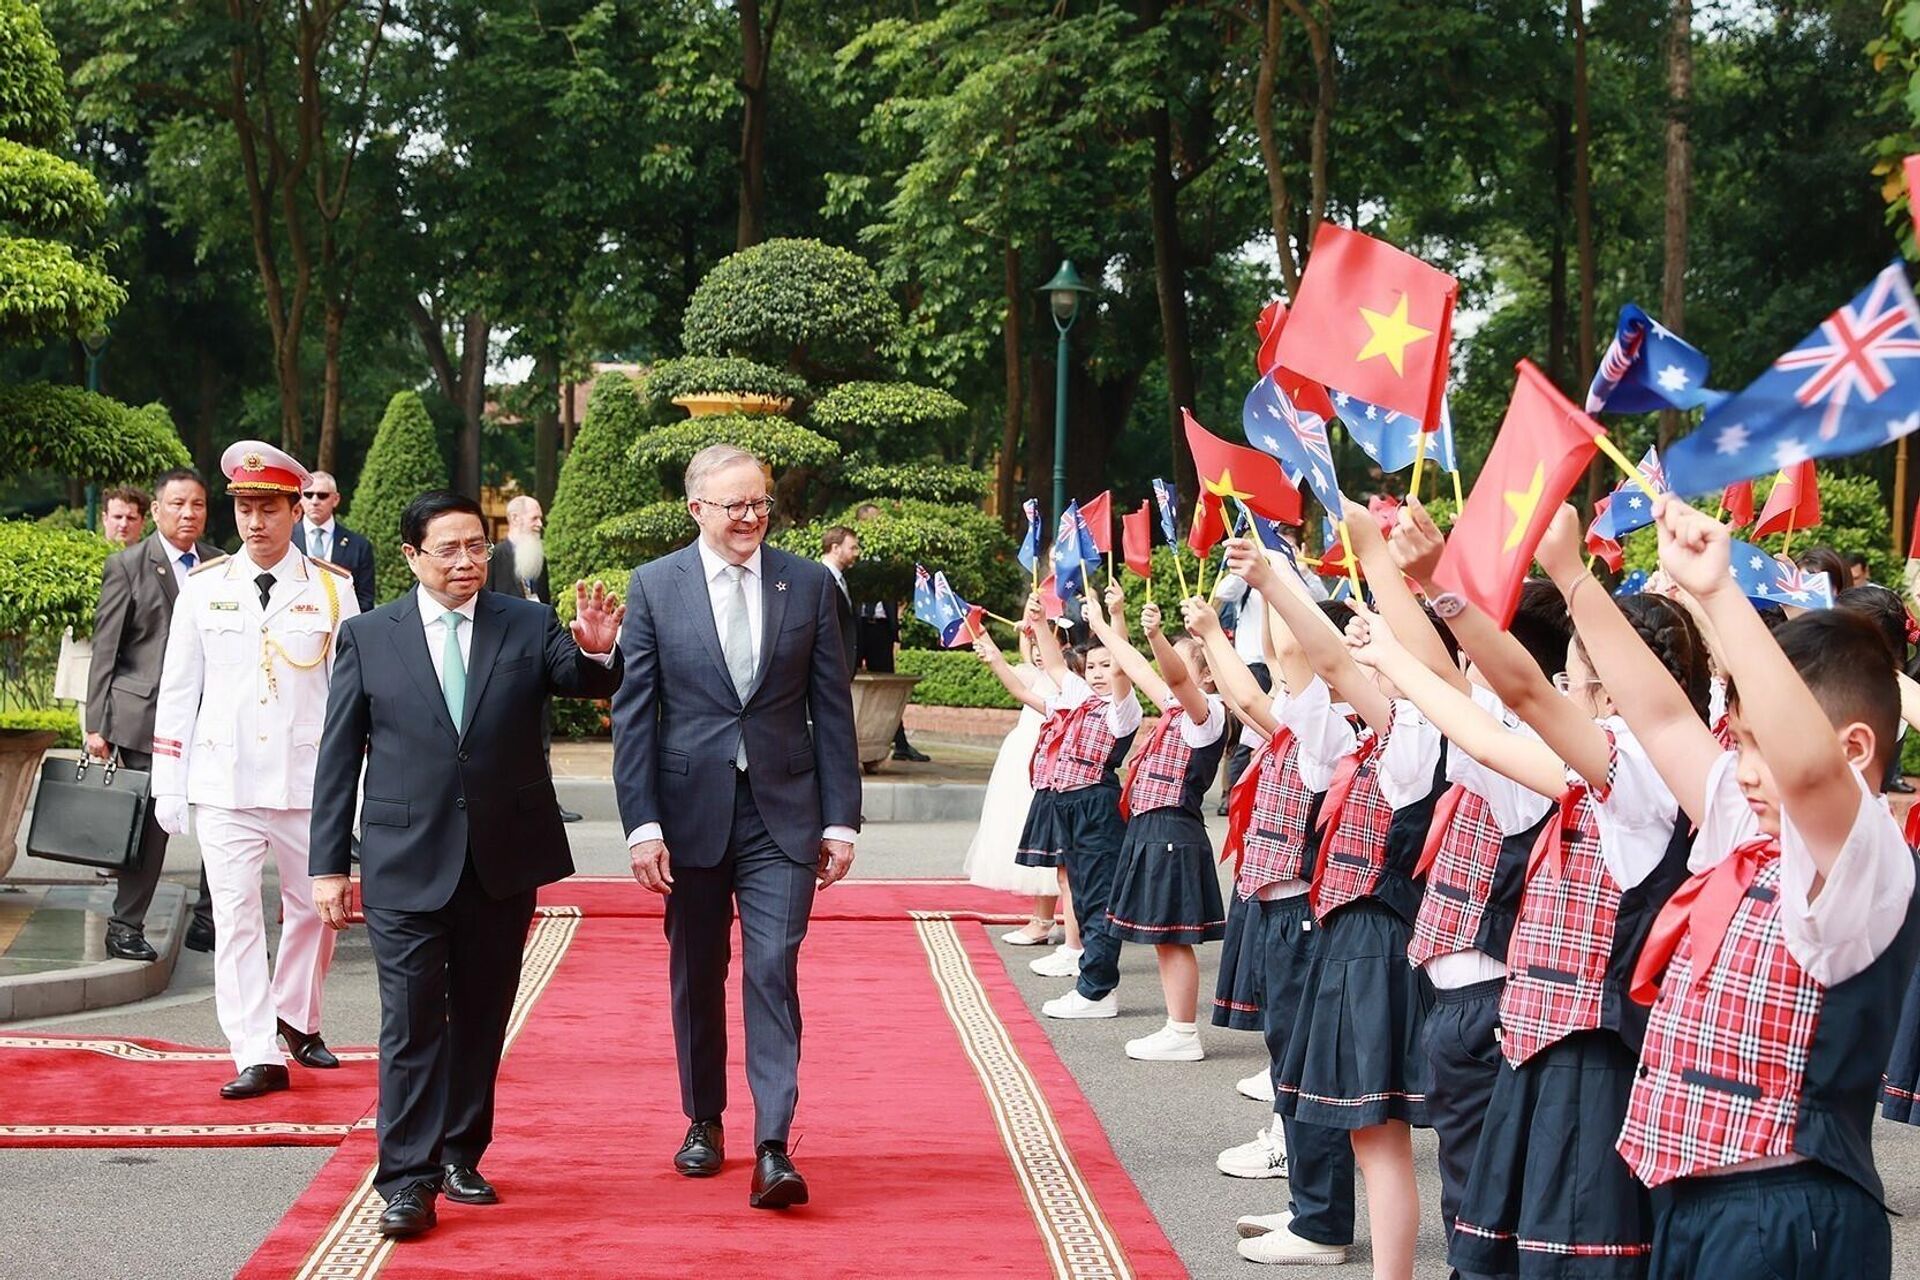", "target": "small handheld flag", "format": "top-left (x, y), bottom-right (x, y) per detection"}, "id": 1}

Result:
top-left (1017, 499), bottom-right (1042, 576)
top-left (1729, 540), bottom-right (1835, 610)
top-left (1122, 500), bottom-right (1155, 578)
top-left (1722, 479), bottom-right (1756, 528)
top-left (1585, 303), bottom-right (1724, 415)
top-left (1586, 496), bottom-right (1626, 573)
top-left (1751, 460), bottom-right (1821, 542)
top-left (1152, 477), bottom-right (1180, 547)
top-left (1183, 408), bottom-right (1304, 525)
top-left (931, 571), bottom-right (988, 647)
top-left (1591, 446), bottom-right (1669, 540)
top-left (1079, 491), bottom-right (1112, 554)
top-left (1052, 505), bottom-right (1085, 607)
top-left (1244, 373), bottom-right (1345, 515)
